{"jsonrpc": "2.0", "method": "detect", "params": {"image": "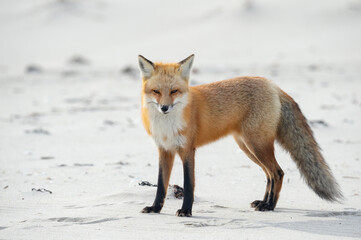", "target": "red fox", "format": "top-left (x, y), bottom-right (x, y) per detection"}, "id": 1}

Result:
top-left (138, 54), bottom-right (343, 217)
